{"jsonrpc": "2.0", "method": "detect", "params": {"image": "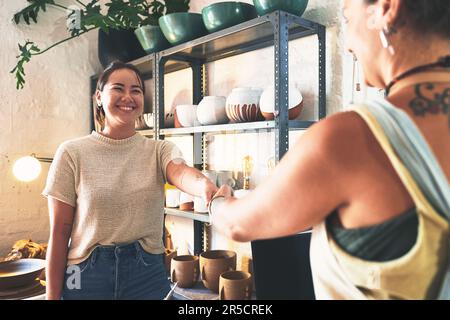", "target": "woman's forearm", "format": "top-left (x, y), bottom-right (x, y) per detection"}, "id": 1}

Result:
top-left (45, 232), bottom-right (70, 300)
top-left (168, 164), bottom-right (210, 197)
